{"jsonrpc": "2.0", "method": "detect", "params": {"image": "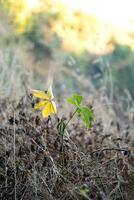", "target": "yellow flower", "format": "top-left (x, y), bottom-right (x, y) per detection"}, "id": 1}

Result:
top-left (31, 85), bottom-right (57, 118)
